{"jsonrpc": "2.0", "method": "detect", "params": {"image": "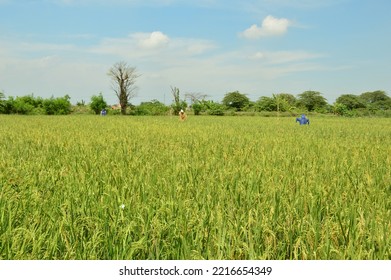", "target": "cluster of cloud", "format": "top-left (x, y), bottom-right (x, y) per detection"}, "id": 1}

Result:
top-left (241, 15), bottom-right (291, 39)
top-left (0, 10), bottom-right (328, 104)
top-left (90, 30), bottom-right (217, 61)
